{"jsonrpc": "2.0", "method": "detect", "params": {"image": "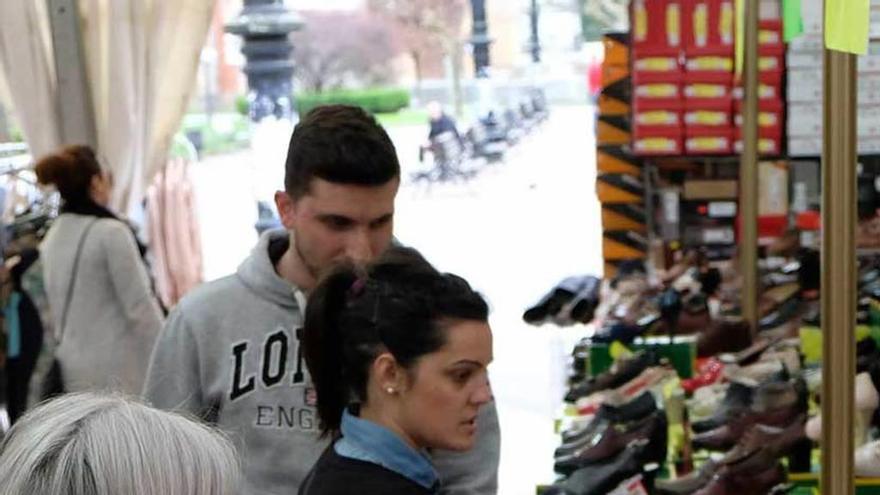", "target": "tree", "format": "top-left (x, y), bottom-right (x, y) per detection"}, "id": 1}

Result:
top-left (367, 0), bottom-right (467, 91)
top-left (292, 11), bottom-right (400, 93)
